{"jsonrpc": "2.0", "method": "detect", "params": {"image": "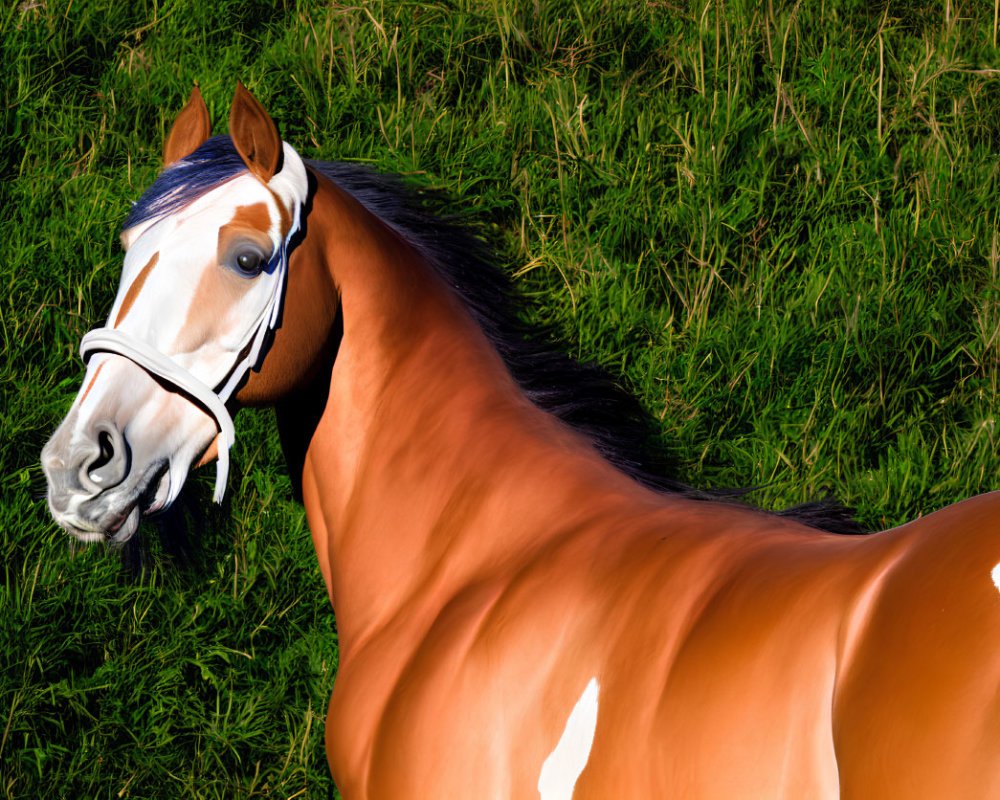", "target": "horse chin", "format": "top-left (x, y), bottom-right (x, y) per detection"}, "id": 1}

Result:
top-left (107, 506), bottom-right (142, 546)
